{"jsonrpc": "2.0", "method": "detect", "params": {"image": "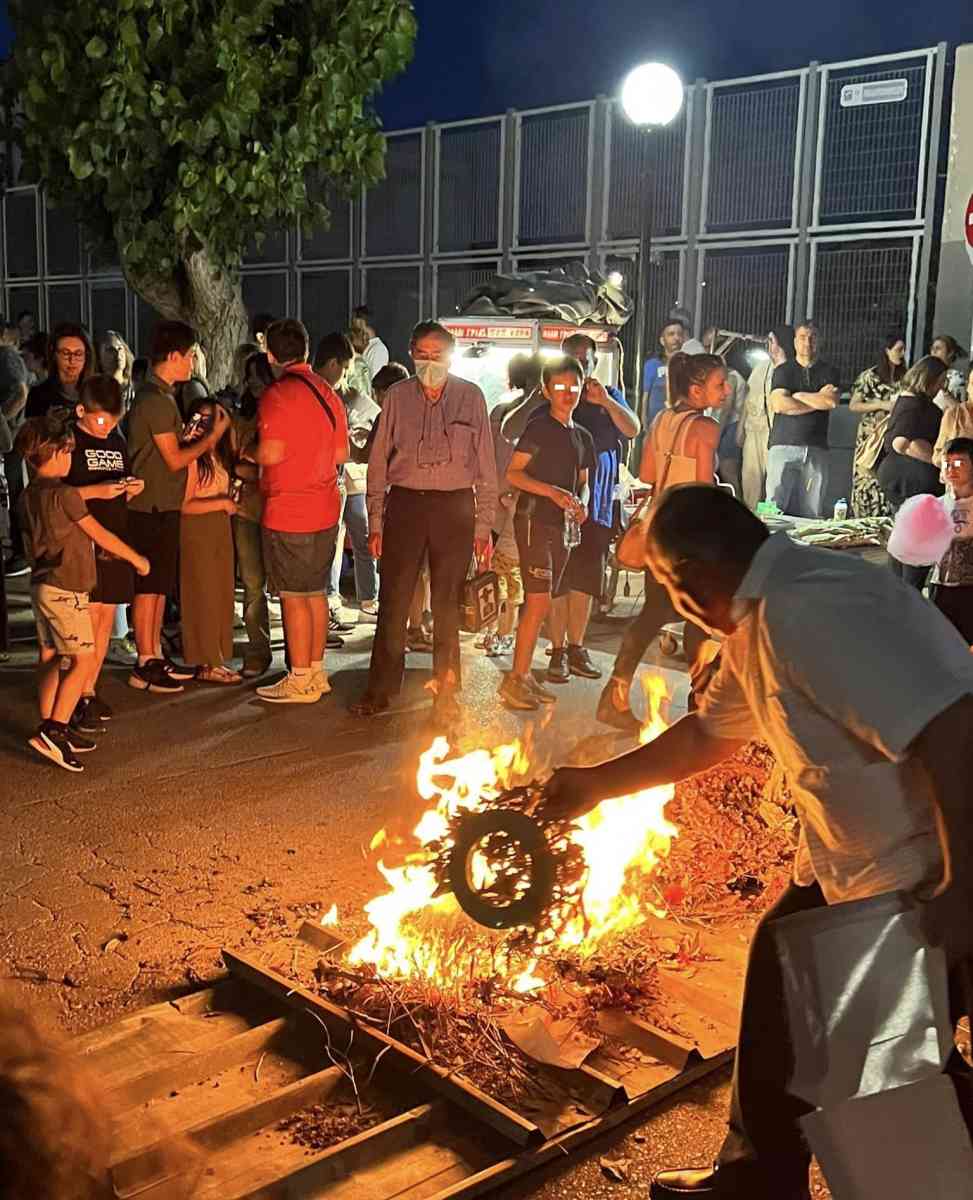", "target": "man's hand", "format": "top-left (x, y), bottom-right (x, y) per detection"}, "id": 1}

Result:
top-left (368, 532), bottom-right (383, 559)
top-left (584, 379), bottom-right (608, 407)
top-left (124, 477), bottom-right (145, 498)
top-left (132, 554), bottom-right (151, 577)
top-left (207, 406), bottom-right (231, 442)
top-left (572, 501), bottom-right (588, 524)
top-left (547, 486), bottom-right (579, 512)
top-left (89, 480), bottom-right (129, 501)
top-left (542, 767), bottom-right (601, 822)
